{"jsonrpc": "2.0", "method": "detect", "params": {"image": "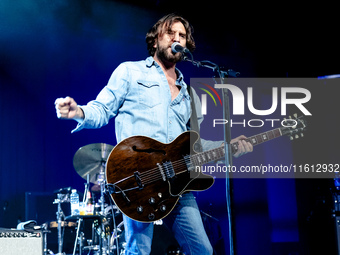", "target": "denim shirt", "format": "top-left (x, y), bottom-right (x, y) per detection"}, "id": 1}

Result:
top-left (73, 57), bottom-right (221, 150)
